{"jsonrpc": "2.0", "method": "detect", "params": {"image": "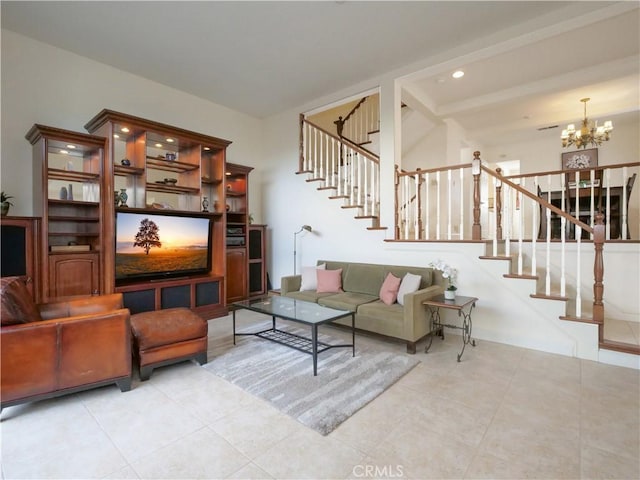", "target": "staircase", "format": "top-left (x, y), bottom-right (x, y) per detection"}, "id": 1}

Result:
top-left (299, 100), bottom-right (639, 364)
top-left (299, 94), bottom-right (385, 230)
